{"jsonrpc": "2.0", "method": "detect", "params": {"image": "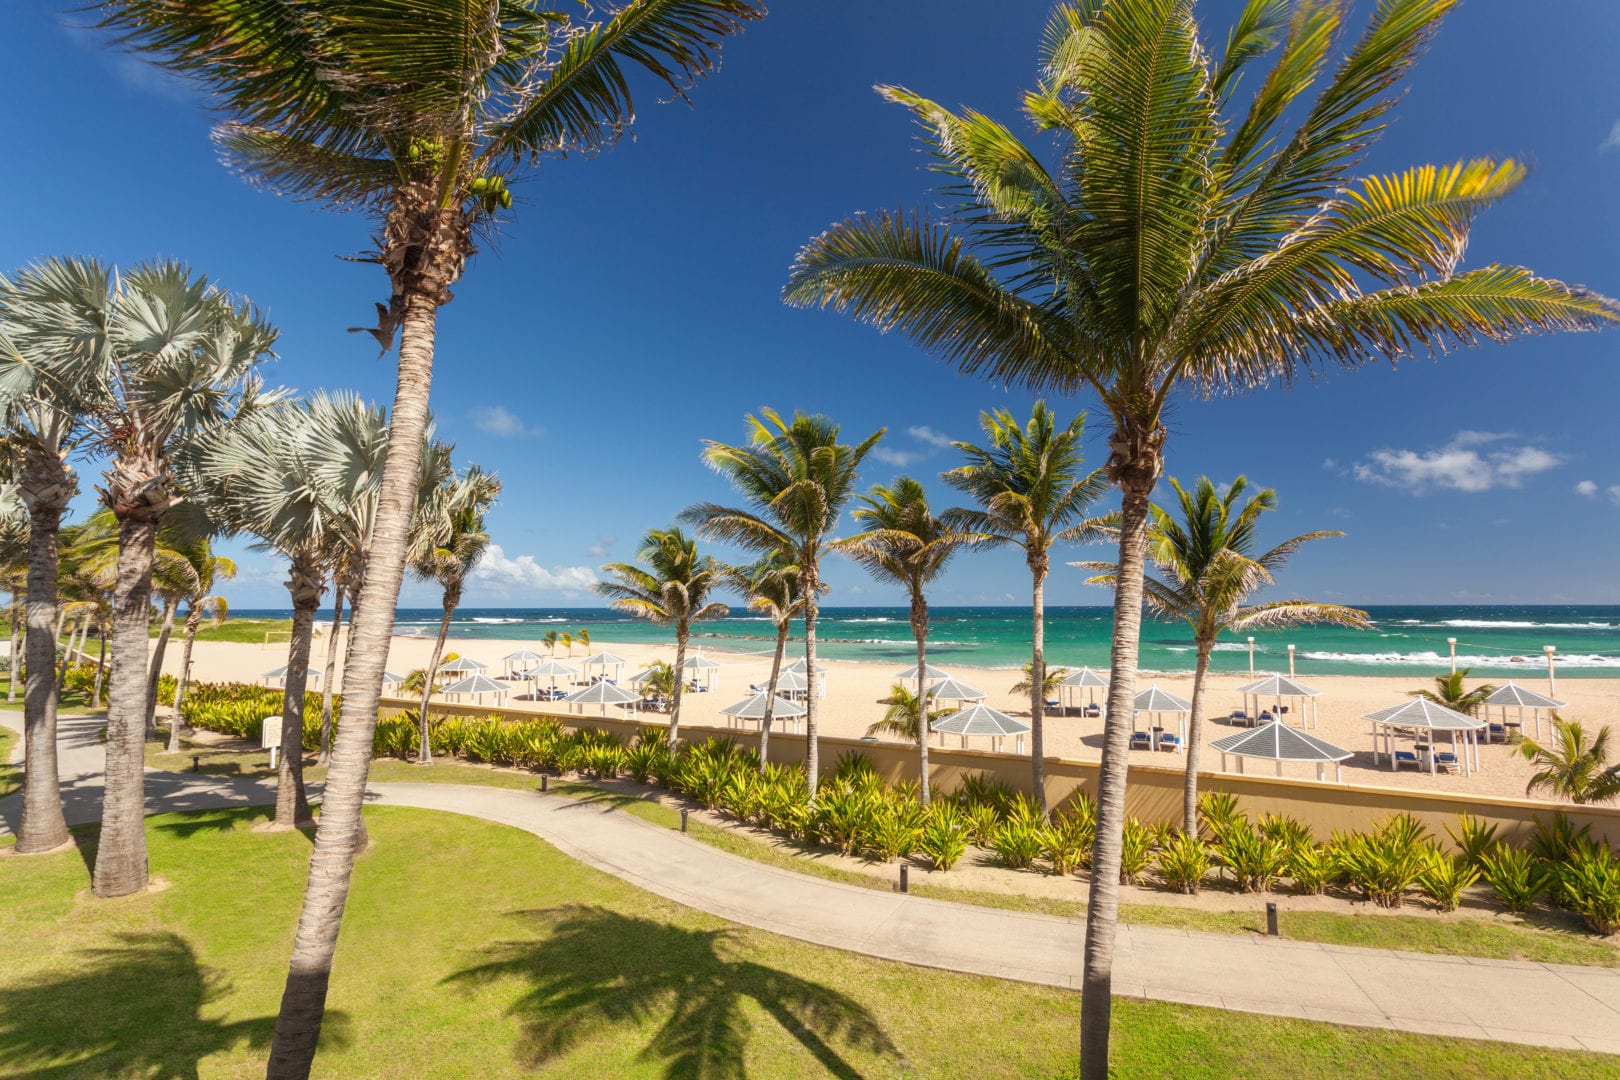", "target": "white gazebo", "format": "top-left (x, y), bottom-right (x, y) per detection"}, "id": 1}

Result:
top-left (564, 679), bottom-right (641, 717)
top-left (380, 671), bottom-right (406, 692)
top-left (1058, 667), bottom-right (1108, 714)
top-left (783, 658), bottom-right (828, 677)
top-left (1363, 698), bottom-right (1485, 775)
top-left (260, 664), bottom-right (322, 690)
top-left (682, 653), bottom-right (722, 691)
top-left (581, 651), bottom-right (628, 683)
top-left (1234, 674), bottom-right (1322, 729)
top-left (438, 673), bottom-right (510, 706)
top-left (720, 690), bottom-right (806, 733)
top-left (501, 649), bottom-right (544, 678)
top-left (1133, 685), bottom-right (1192, 752)
top-left (434, 656), bottom-right (488, 684)
top-left (931, 703), bottom-right (1031, 753)
top-left (1210, 720), bottom-right (1354, 781)
top-left (523, 659), bottom-right (580, 700)
top-left (927, 677), bottom-right (987, 707)
top-left (893, 662), bottom-right (952, 681)
top-left (1482, 682), bottom-right (1565, 741)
